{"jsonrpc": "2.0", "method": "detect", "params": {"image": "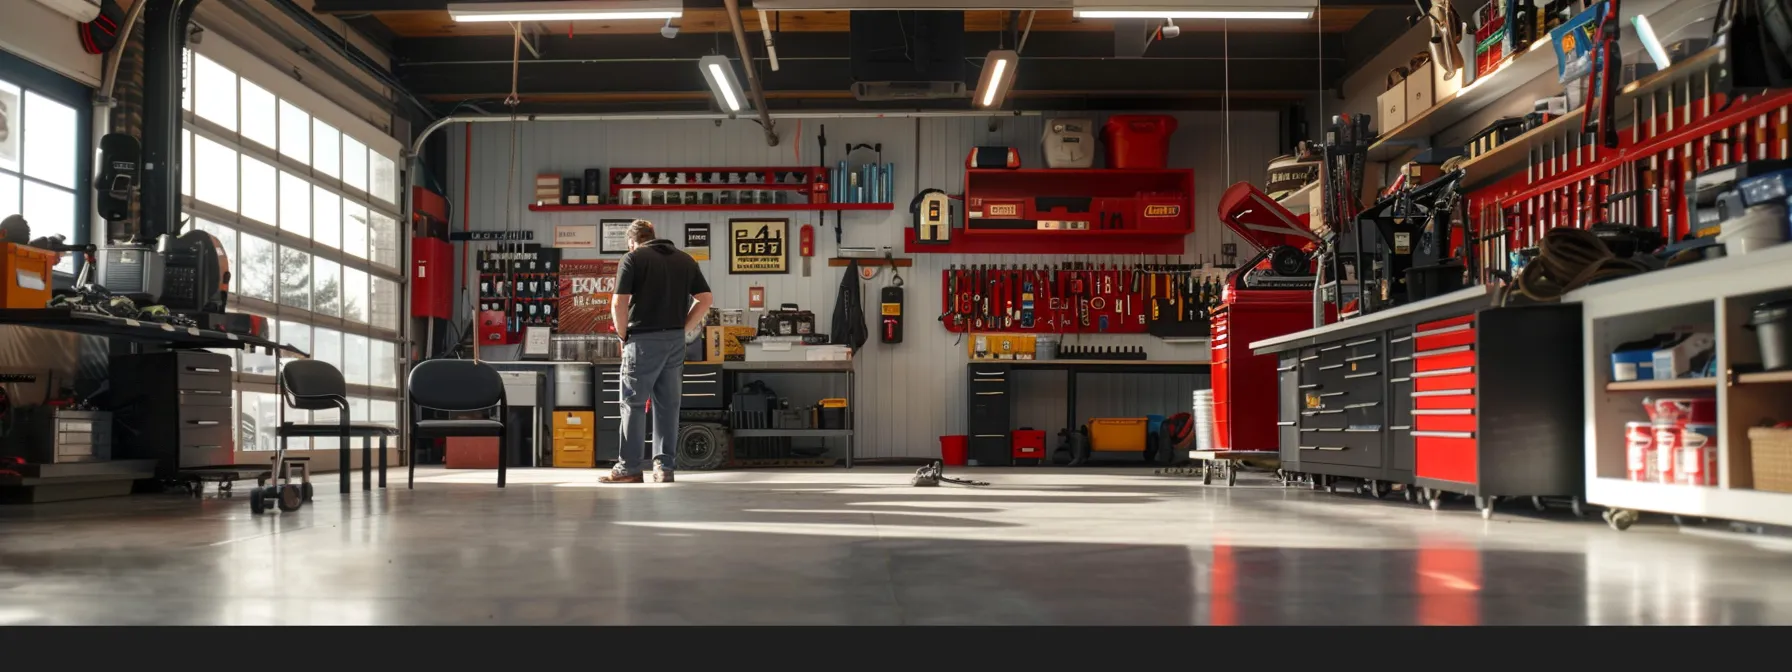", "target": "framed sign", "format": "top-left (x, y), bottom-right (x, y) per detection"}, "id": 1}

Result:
top-left (558, 259), bottom-right (621, 334)
top-left (553, 225), bottom-right (598, 249)
top-left (727, 218), bottom-right (789, 274)
top-left (600, 219), bottom-right (633, 255)
top-left (685, 222), bottom-right (711, 261)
